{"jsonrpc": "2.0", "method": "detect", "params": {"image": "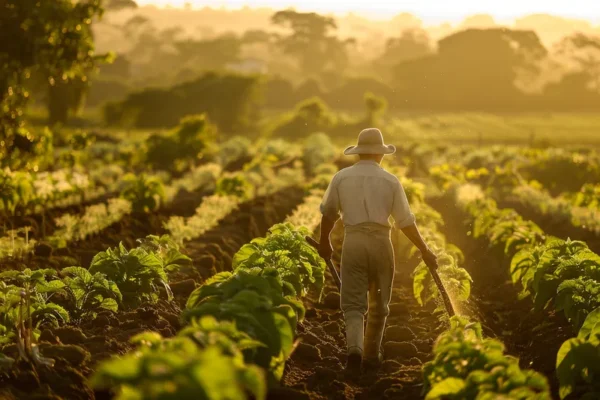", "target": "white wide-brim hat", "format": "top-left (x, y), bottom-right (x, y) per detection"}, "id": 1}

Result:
top-left (343, 128), bottom-right (396, 155)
